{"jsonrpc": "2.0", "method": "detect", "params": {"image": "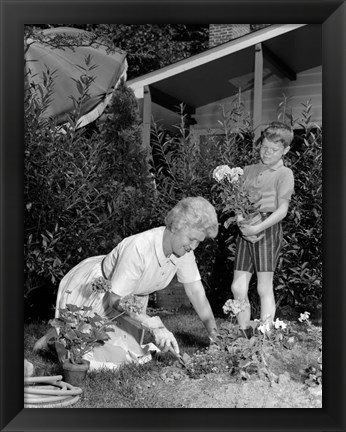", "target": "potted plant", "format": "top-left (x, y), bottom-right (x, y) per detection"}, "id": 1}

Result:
top-left (49, 302), bottom-right (116, 387)
top-left (212, 165), bottom-right (264, 242)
